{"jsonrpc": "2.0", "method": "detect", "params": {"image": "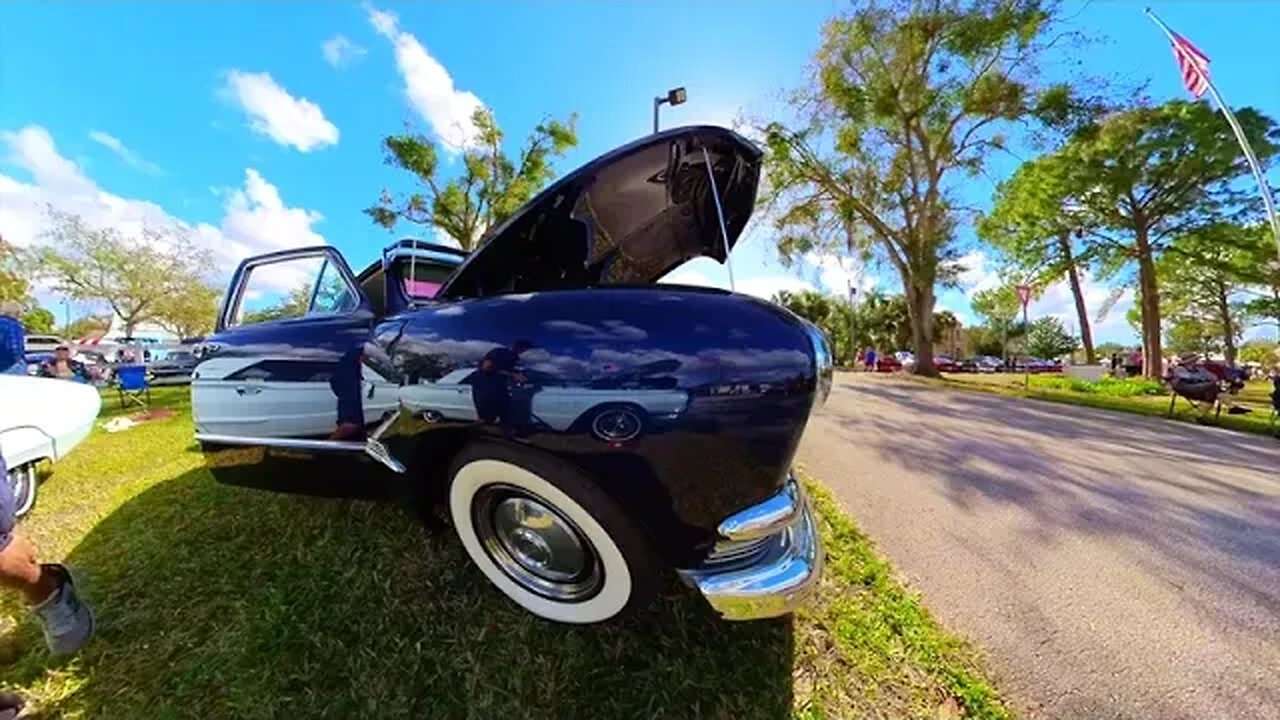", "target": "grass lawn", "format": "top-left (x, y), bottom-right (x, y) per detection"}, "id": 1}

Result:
top-left (938, 372), bottom-right (1278, 438)
top-left (1, 387), bottom-right (1010, 719)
